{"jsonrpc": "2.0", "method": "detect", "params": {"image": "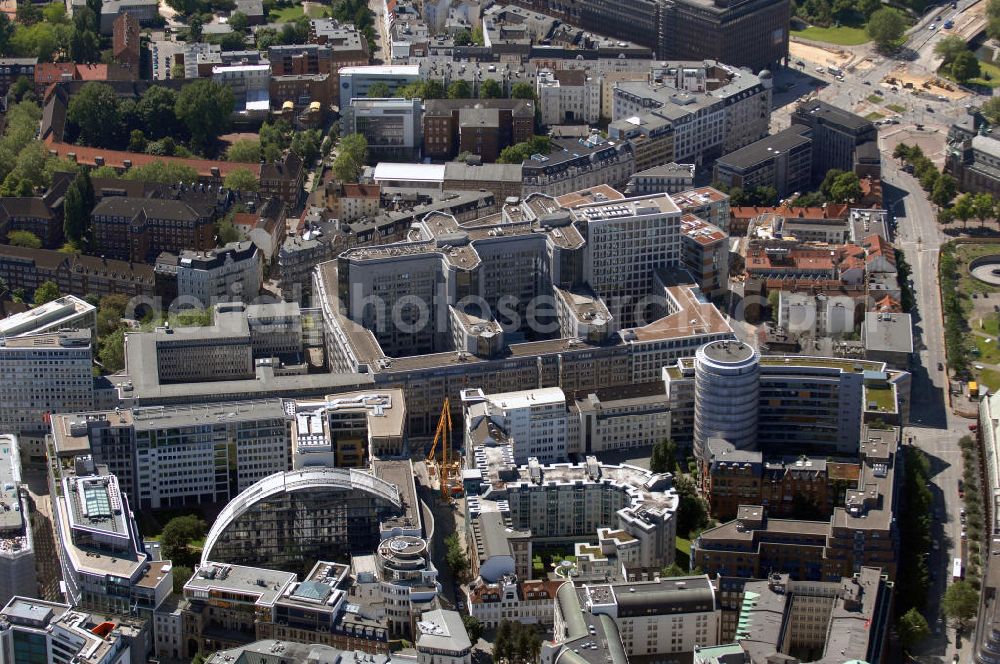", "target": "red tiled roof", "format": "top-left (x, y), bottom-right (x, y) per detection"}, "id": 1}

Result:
top-left (75, 64), bottom-right (109, 81)
top-left (34, 63), bottom-right (76, 86)
top-left (44, 137), bottom-right (262, 180)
